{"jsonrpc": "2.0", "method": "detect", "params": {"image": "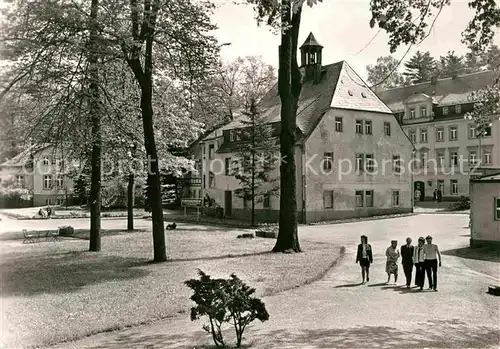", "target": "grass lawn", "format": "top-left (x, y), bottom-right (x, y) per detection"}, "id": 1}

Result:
top-left (0, 206), bottom-right (149, 219)
top-left (0, 229), bottom-right (341, 348)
